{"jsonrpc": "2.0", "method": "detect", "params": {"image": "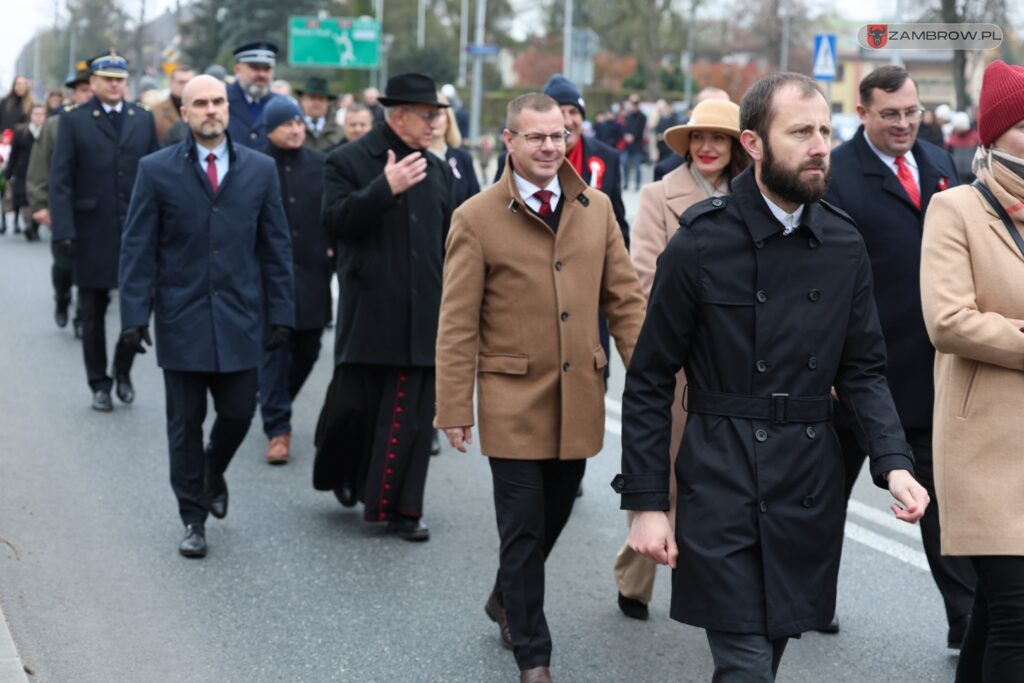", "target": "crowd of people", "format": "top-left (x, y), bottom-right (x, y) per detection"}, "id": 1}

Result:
top-left (1, 35), bottom-right (1023, 682)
